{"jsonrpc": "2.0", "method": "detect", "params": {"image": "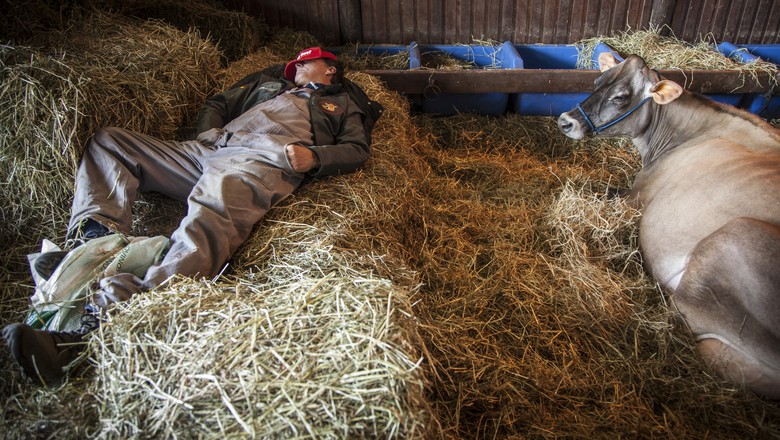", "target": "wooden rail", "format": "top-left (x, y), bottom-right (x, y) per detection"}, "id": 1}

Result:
top-left (364, 69), bottom-right (780, 95)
